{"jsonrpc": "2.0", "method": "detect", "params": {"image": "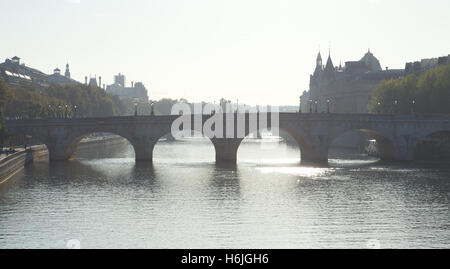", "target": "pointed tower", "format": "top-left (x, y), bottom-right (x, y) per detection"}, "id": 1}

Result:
top-left (65, 63), bottom-right (71, 78)
top-left (313, 51), bottom-right (323, 76)
top-left (325, 53), bottom-right (334, 71)
top-left (323, 51), bottom-right (336, 79)
top-left (316, 51), bottom-right (322, 67)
